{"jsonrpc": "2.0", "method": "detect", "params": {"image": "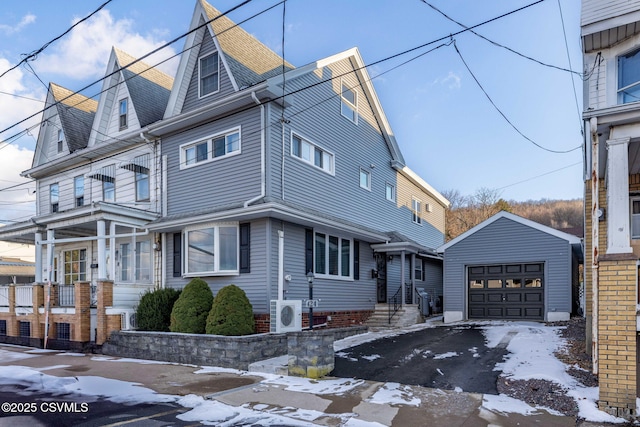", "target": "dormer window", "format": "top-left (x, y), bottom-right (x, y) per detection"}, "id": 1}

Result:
top-left (199, 52), bottom-right (219, 98)
top-left (119, 98), bottom-right (128, 130)
top-left (341, 83), bottom-right (357, 124)
top-left (57, 129), bottom-right (64, 153)
top-left (618, 47), bottom-right (640, 104)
